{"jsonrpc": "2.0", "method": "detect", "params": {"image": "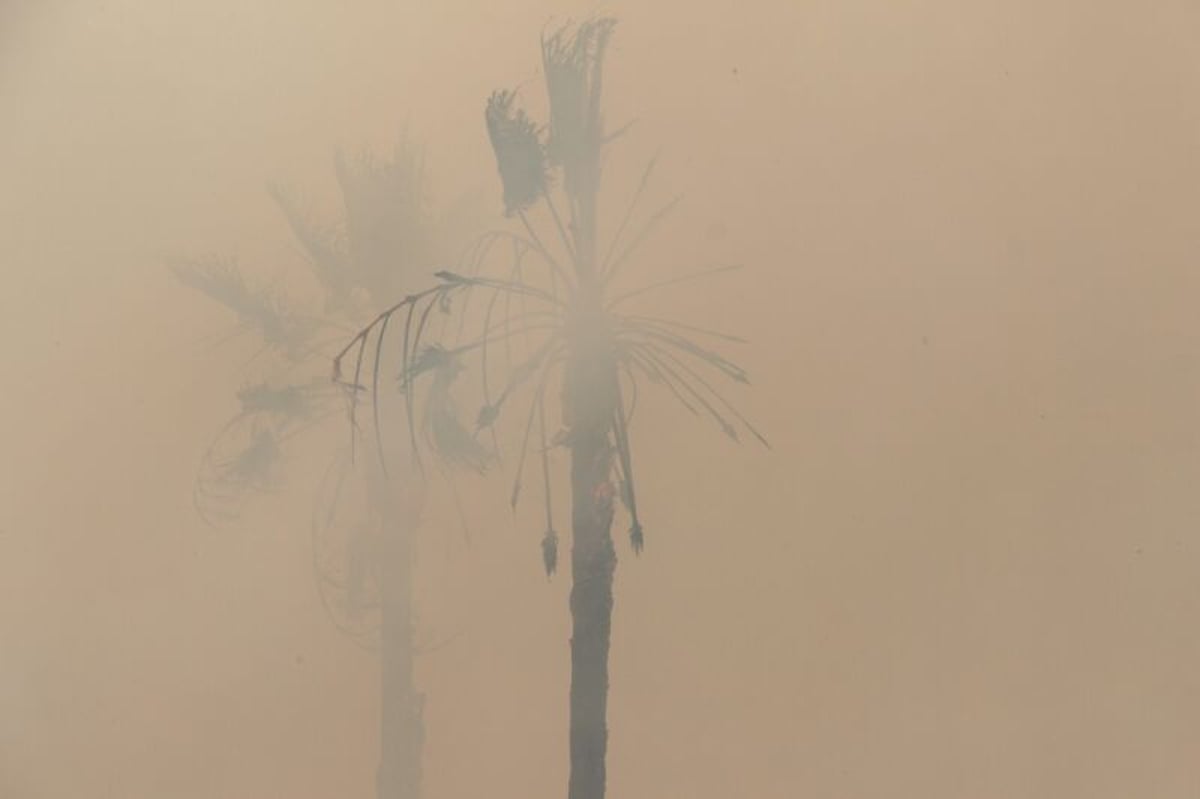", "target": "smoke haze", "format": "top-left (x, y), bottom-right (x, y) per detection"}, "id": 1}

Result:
top-left (3, 1), bottom-right (1199, 796)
